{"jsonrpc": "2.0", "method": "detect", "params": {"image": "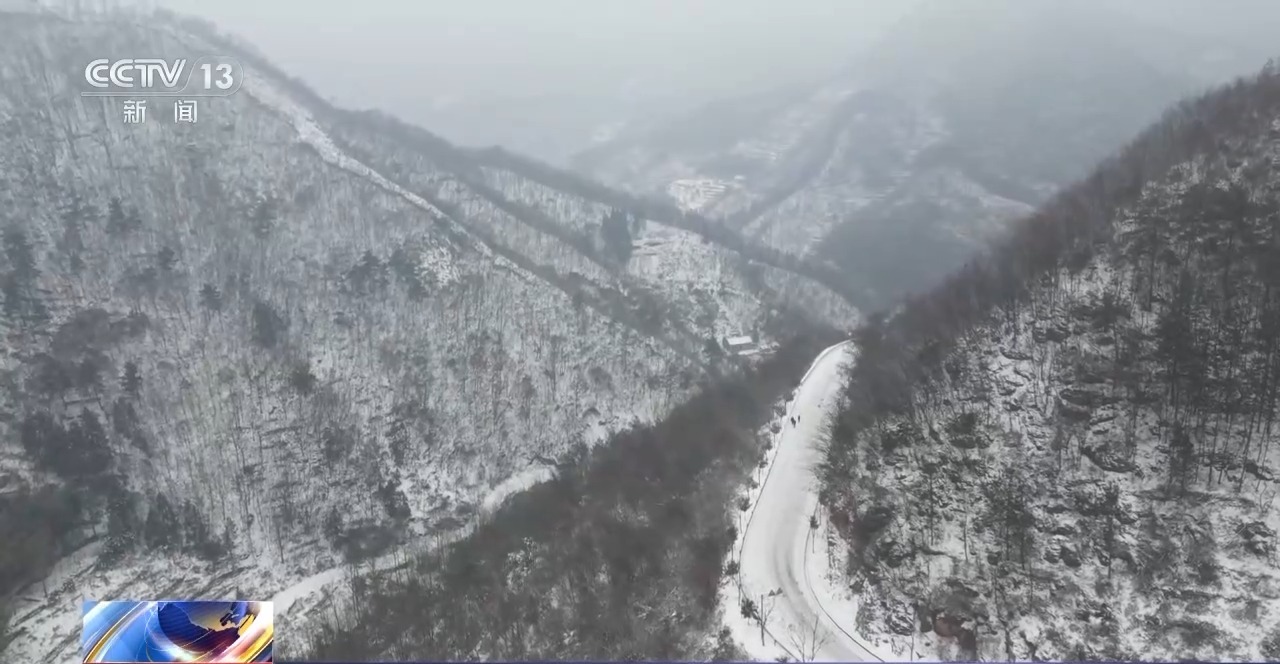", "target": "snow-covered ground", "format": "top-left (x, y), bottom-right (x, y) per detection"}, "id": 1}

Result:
top-left (479, 464), bottom-right (556, 515)
top-left (667, 177), bottom-right (736, 212)
top-left (720, 342), bottom-right (908, 662)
